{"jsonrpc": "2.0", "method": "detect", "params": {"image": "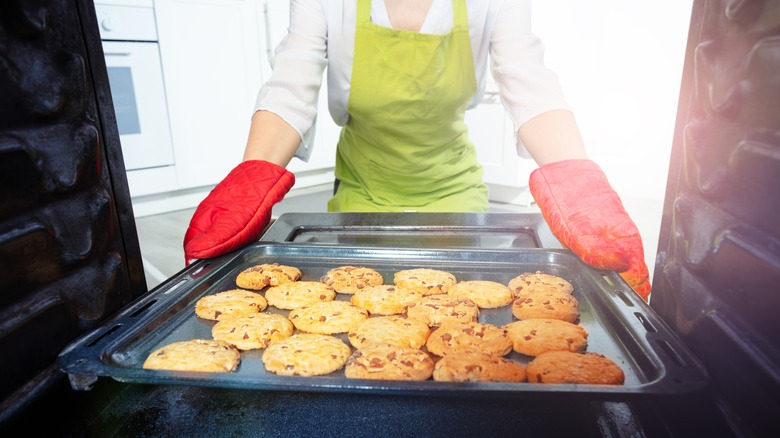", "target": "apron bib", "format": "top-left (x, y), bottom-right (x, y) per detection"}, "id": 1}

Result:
top-left (328, 0), bottom-right (488, 212)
